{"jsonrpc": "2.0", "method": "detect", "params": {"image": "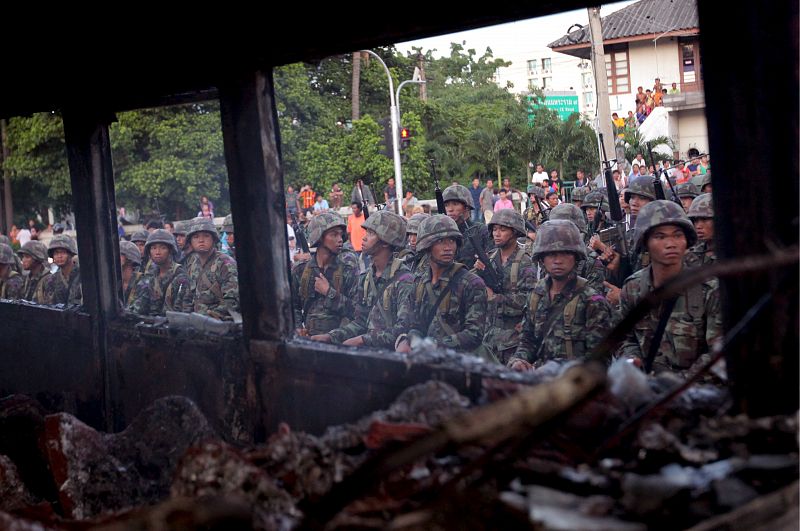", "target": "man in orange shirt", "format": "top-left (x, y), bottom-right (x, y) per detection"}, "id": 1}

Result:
top-left (299, 183), bottom-right (316, 216)
top-left (347, 202), bottom-right (367, 253)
